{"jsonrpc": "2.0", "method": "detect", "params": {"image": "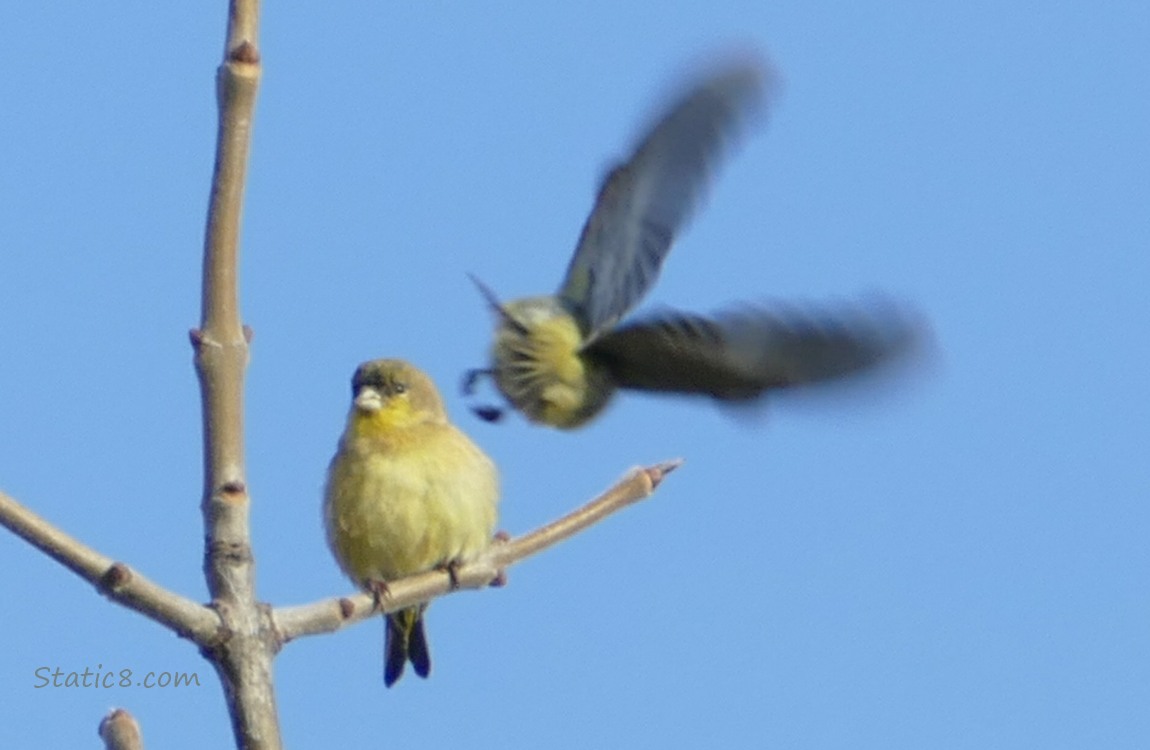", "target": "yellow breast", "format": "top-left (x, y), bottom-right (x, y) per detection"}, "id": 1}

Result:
top-left (323, 419), bottom-right (498, 587)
